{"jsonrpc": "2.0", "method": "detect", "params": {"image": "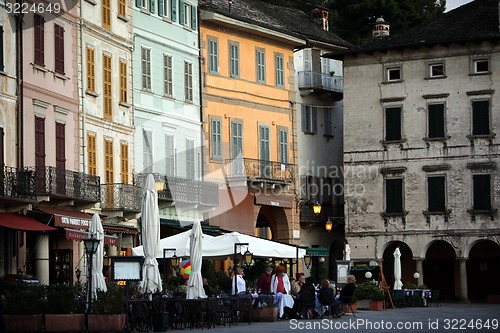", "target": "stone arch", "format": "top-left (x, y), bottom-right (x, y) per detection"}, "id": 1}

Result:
top-left (255, 205), bottom-right (290, 242)
top-left (423, 240), bottom-right (457, 300)
top-left (466, 239), bottom-right (500, 301)
top-left (381, 241), bottom-right (413, 289)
